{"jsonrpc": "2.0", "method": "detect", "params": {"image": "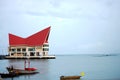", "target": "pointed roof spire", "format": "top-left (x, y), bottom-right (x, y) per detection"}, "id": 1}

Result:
top-left (9, 26), bottom-right (51, 46)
